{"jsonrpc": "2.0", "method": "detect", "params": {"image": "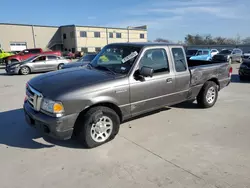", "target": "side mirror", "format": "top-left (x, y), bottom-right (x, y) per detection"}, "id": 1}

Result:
top-left (139, 66), bottom-right (154, 77)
